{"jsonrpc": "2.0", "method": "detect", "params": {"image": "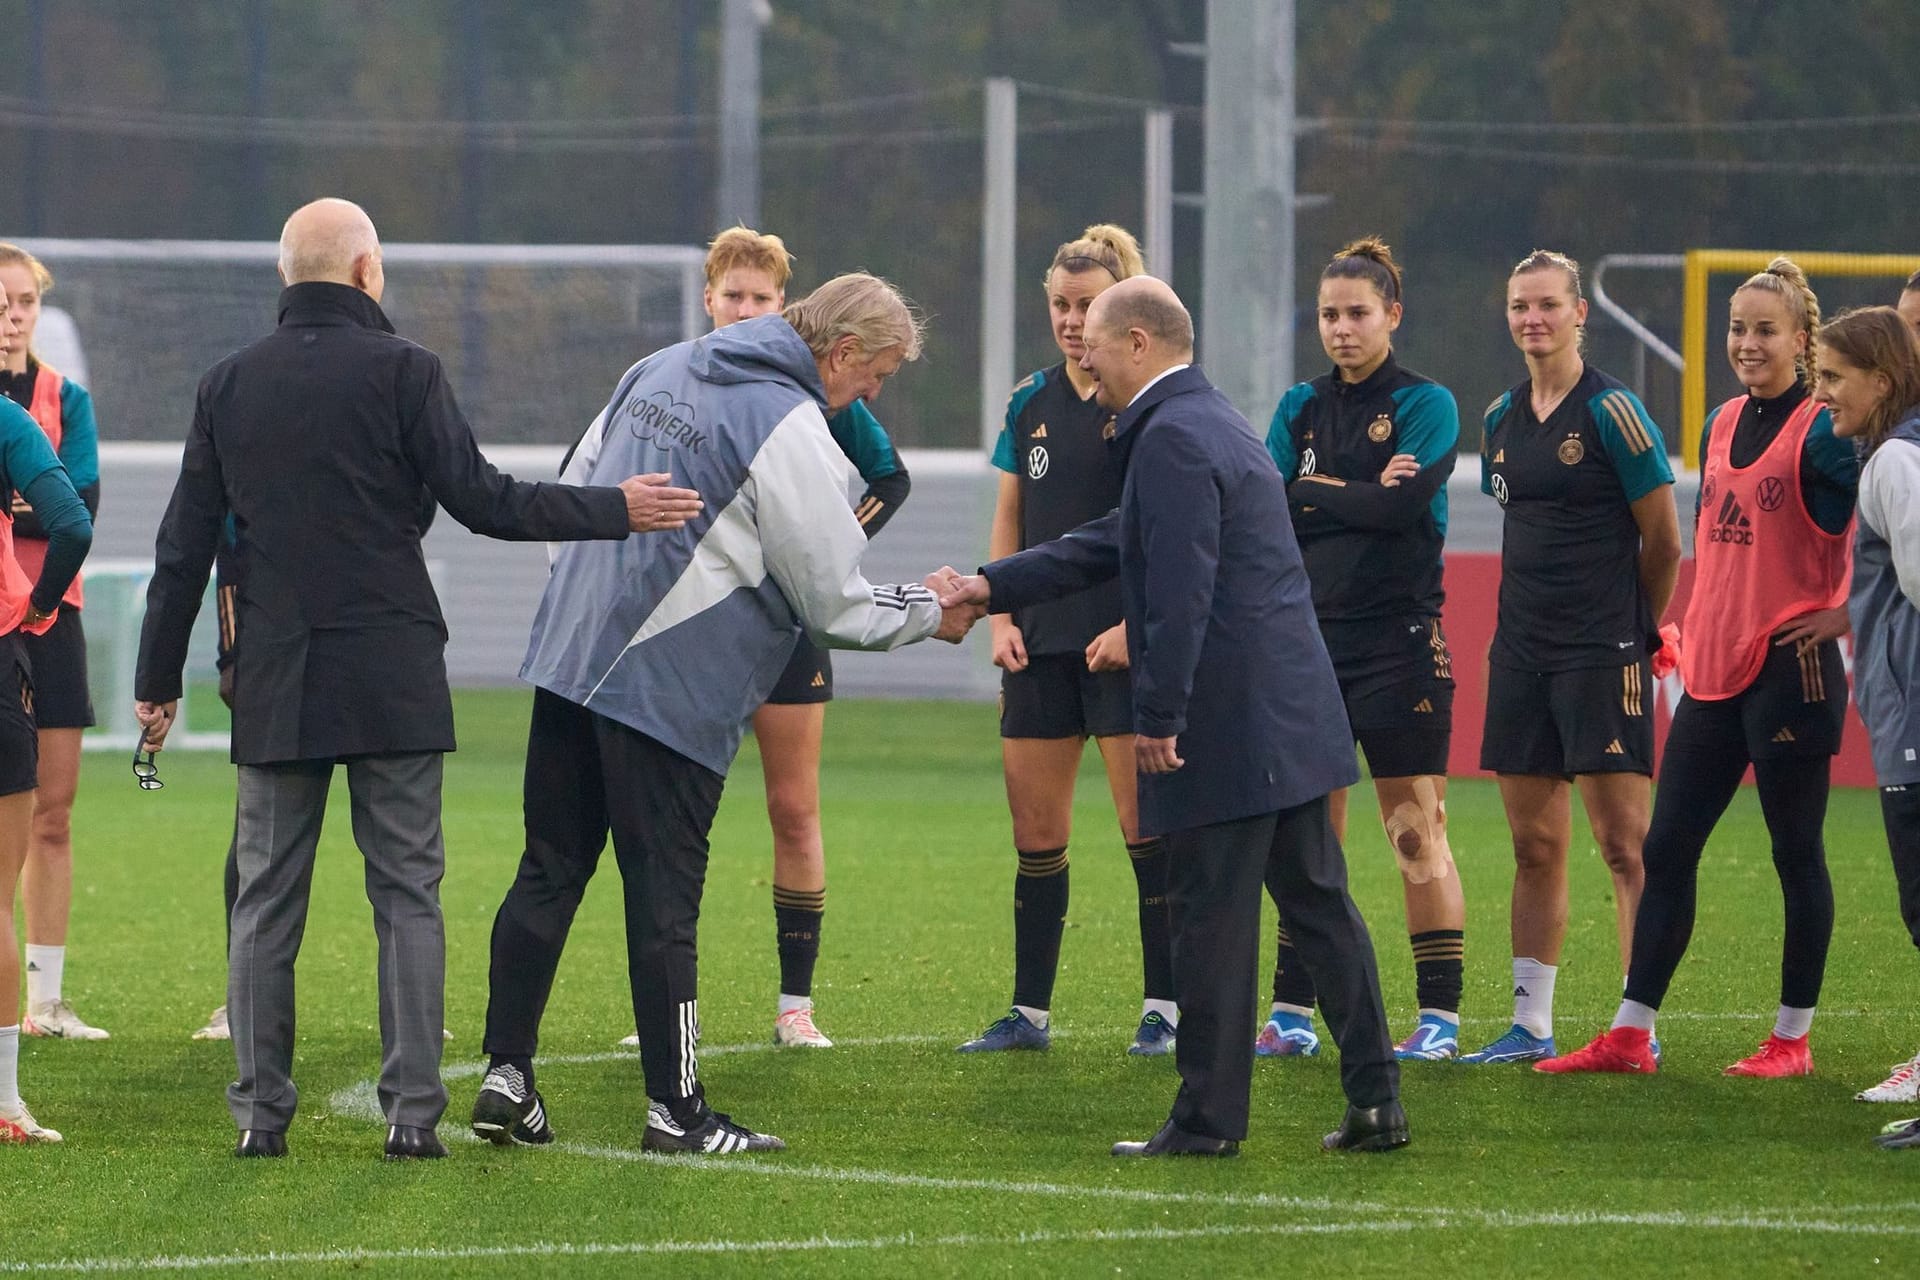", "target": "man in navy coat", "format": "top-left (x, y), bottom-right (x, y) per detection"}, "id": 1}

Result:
top-left (941, 277), bottom-right (1406, 1154)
